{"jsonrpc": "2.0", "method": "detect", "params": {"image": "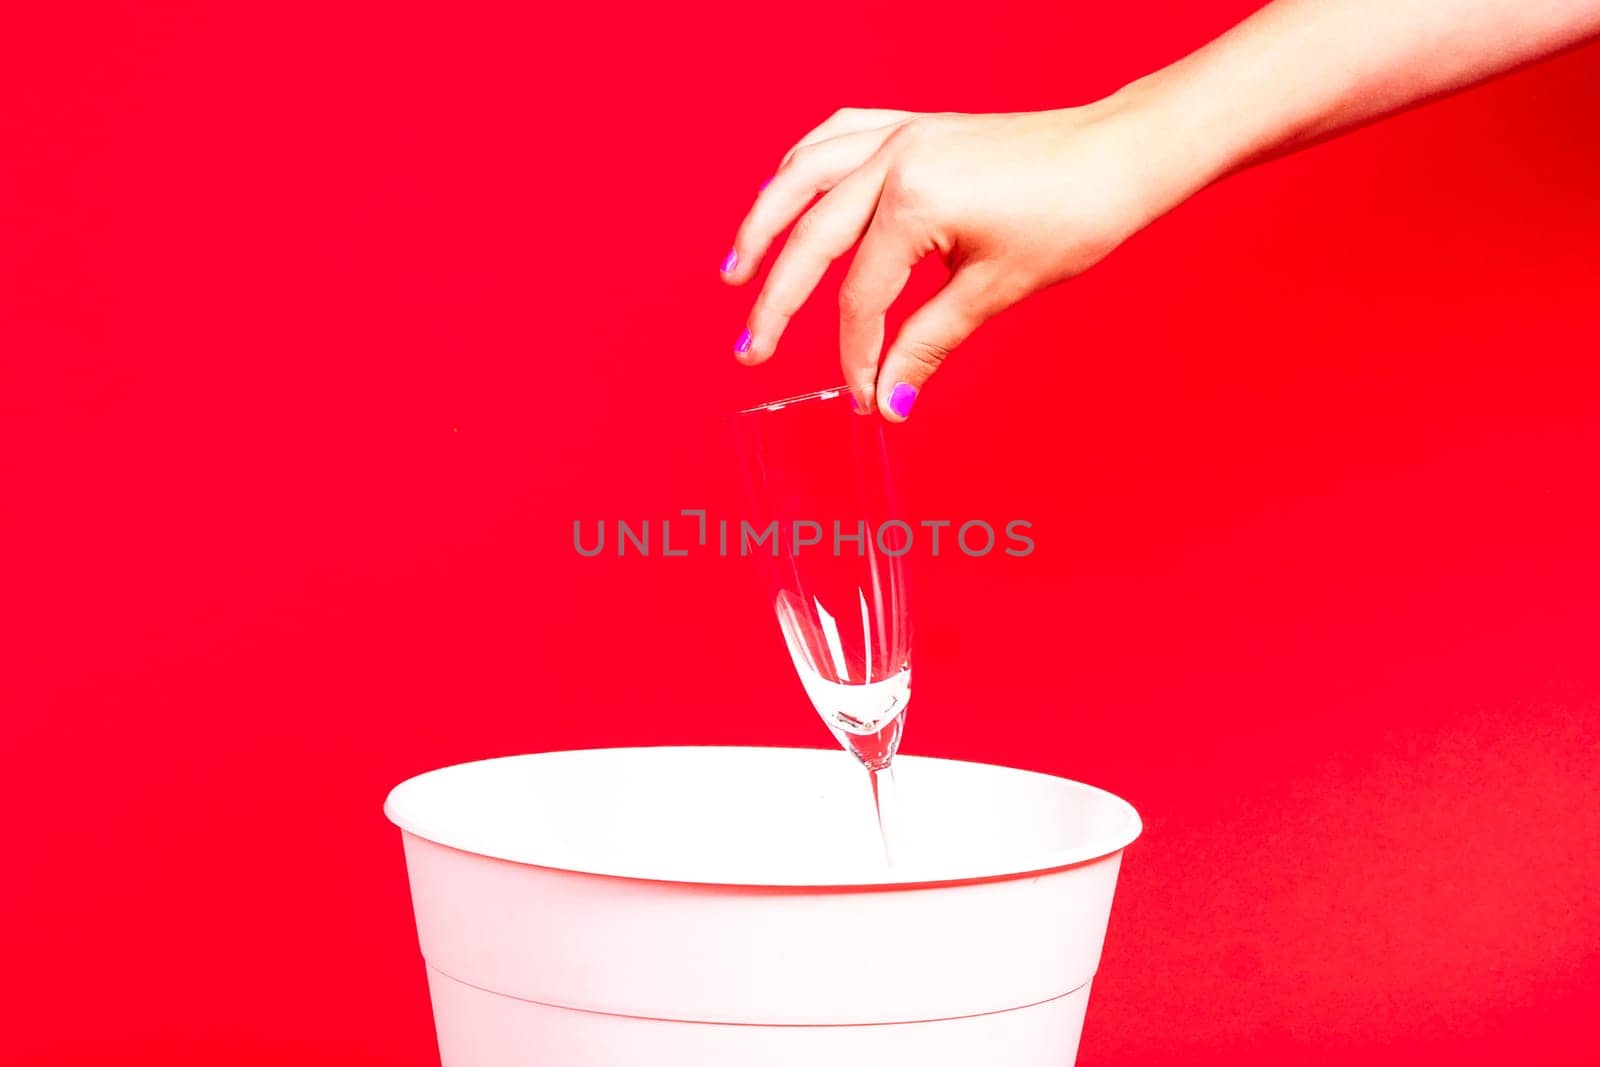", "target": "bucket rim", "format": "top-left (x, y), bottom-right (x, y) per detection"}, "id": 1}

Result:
top-left (383, 745), bottom-right (1142, 890)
